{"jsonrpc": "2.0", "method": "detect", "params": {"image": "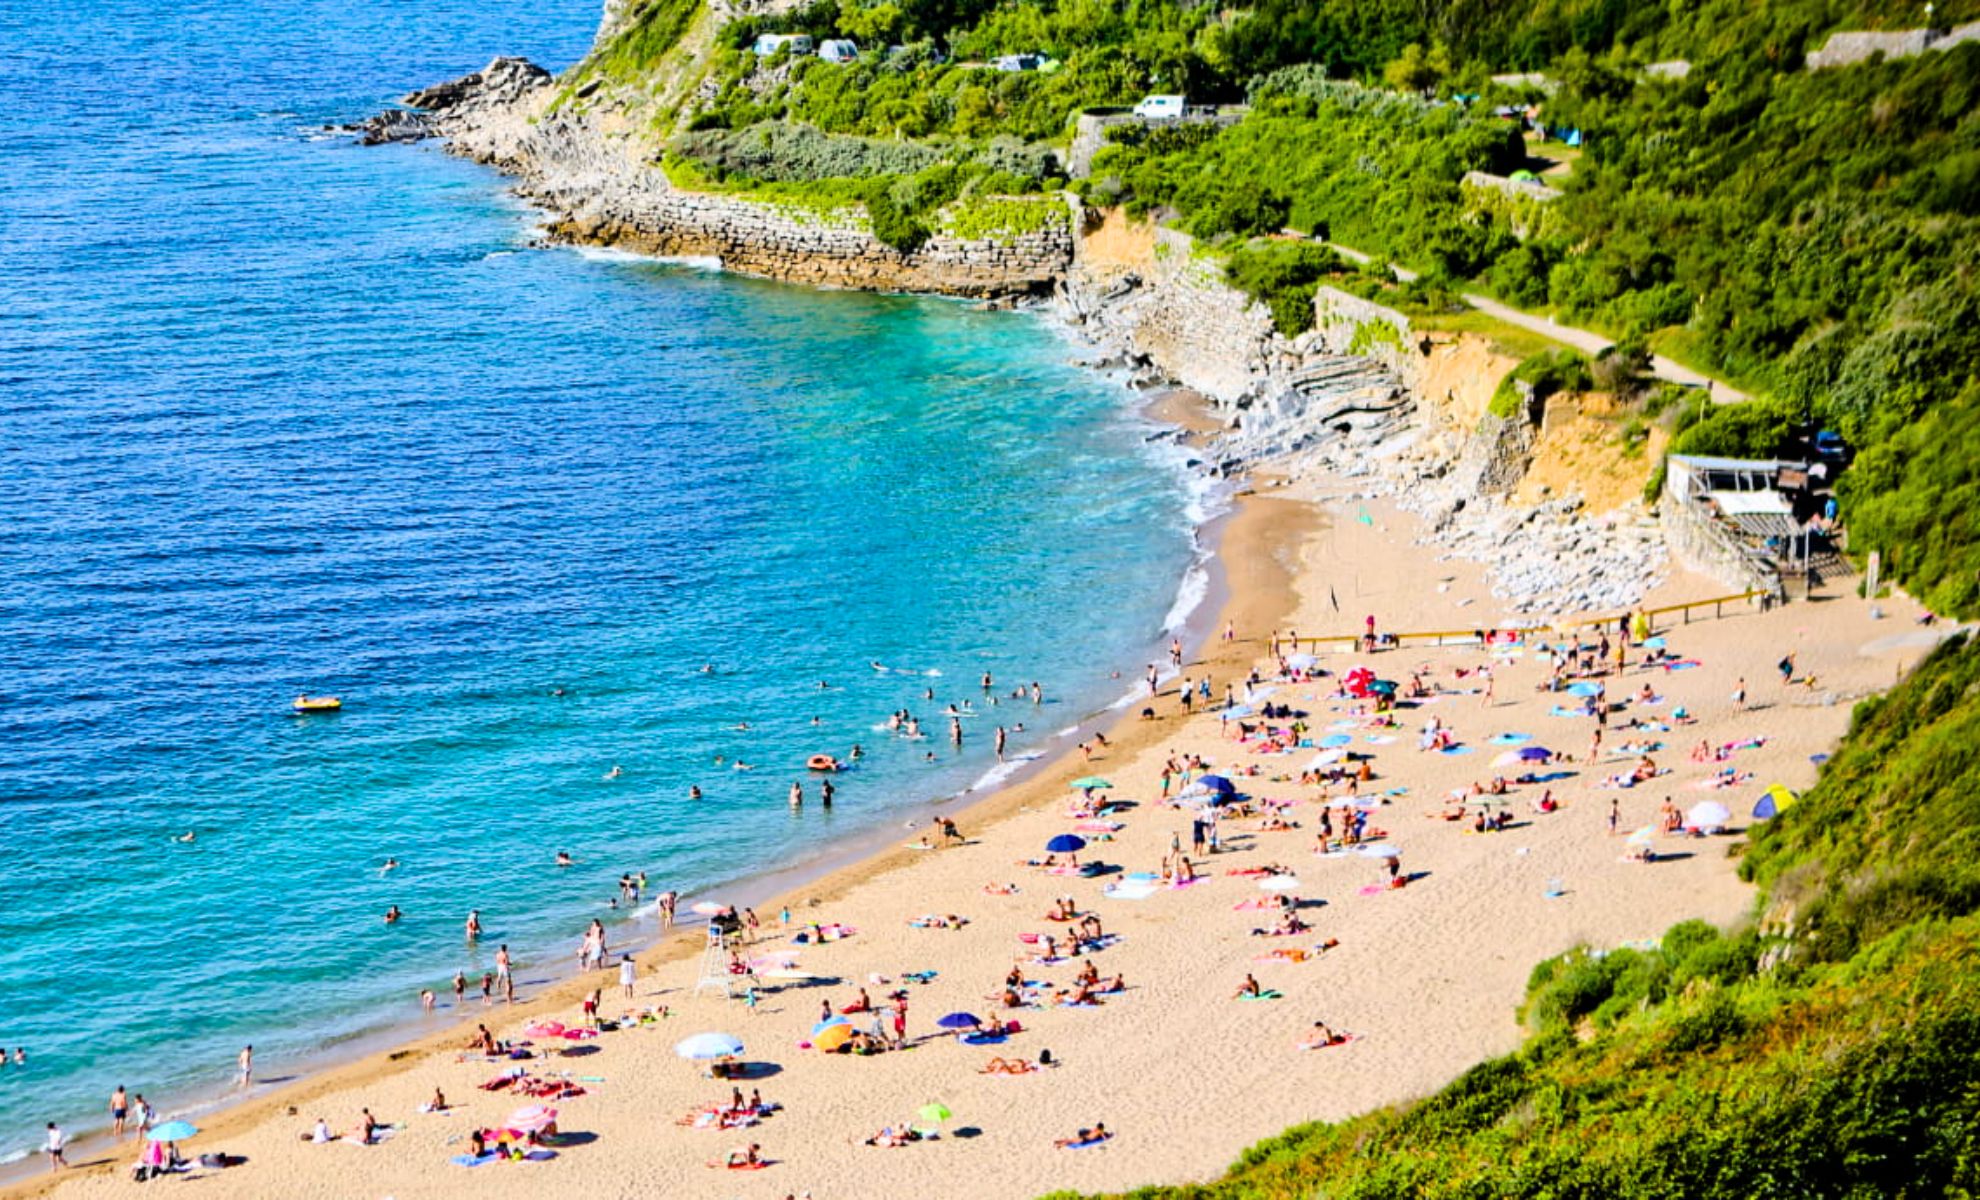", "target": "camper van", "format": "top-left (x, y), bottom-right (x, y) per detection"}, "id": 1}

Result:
top-left (1133, 94), bottom-right (1185, 119)
top-left (752, 33), bottom-right (814, 56)
top-left (818, 38), bottom-right (859, 63)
